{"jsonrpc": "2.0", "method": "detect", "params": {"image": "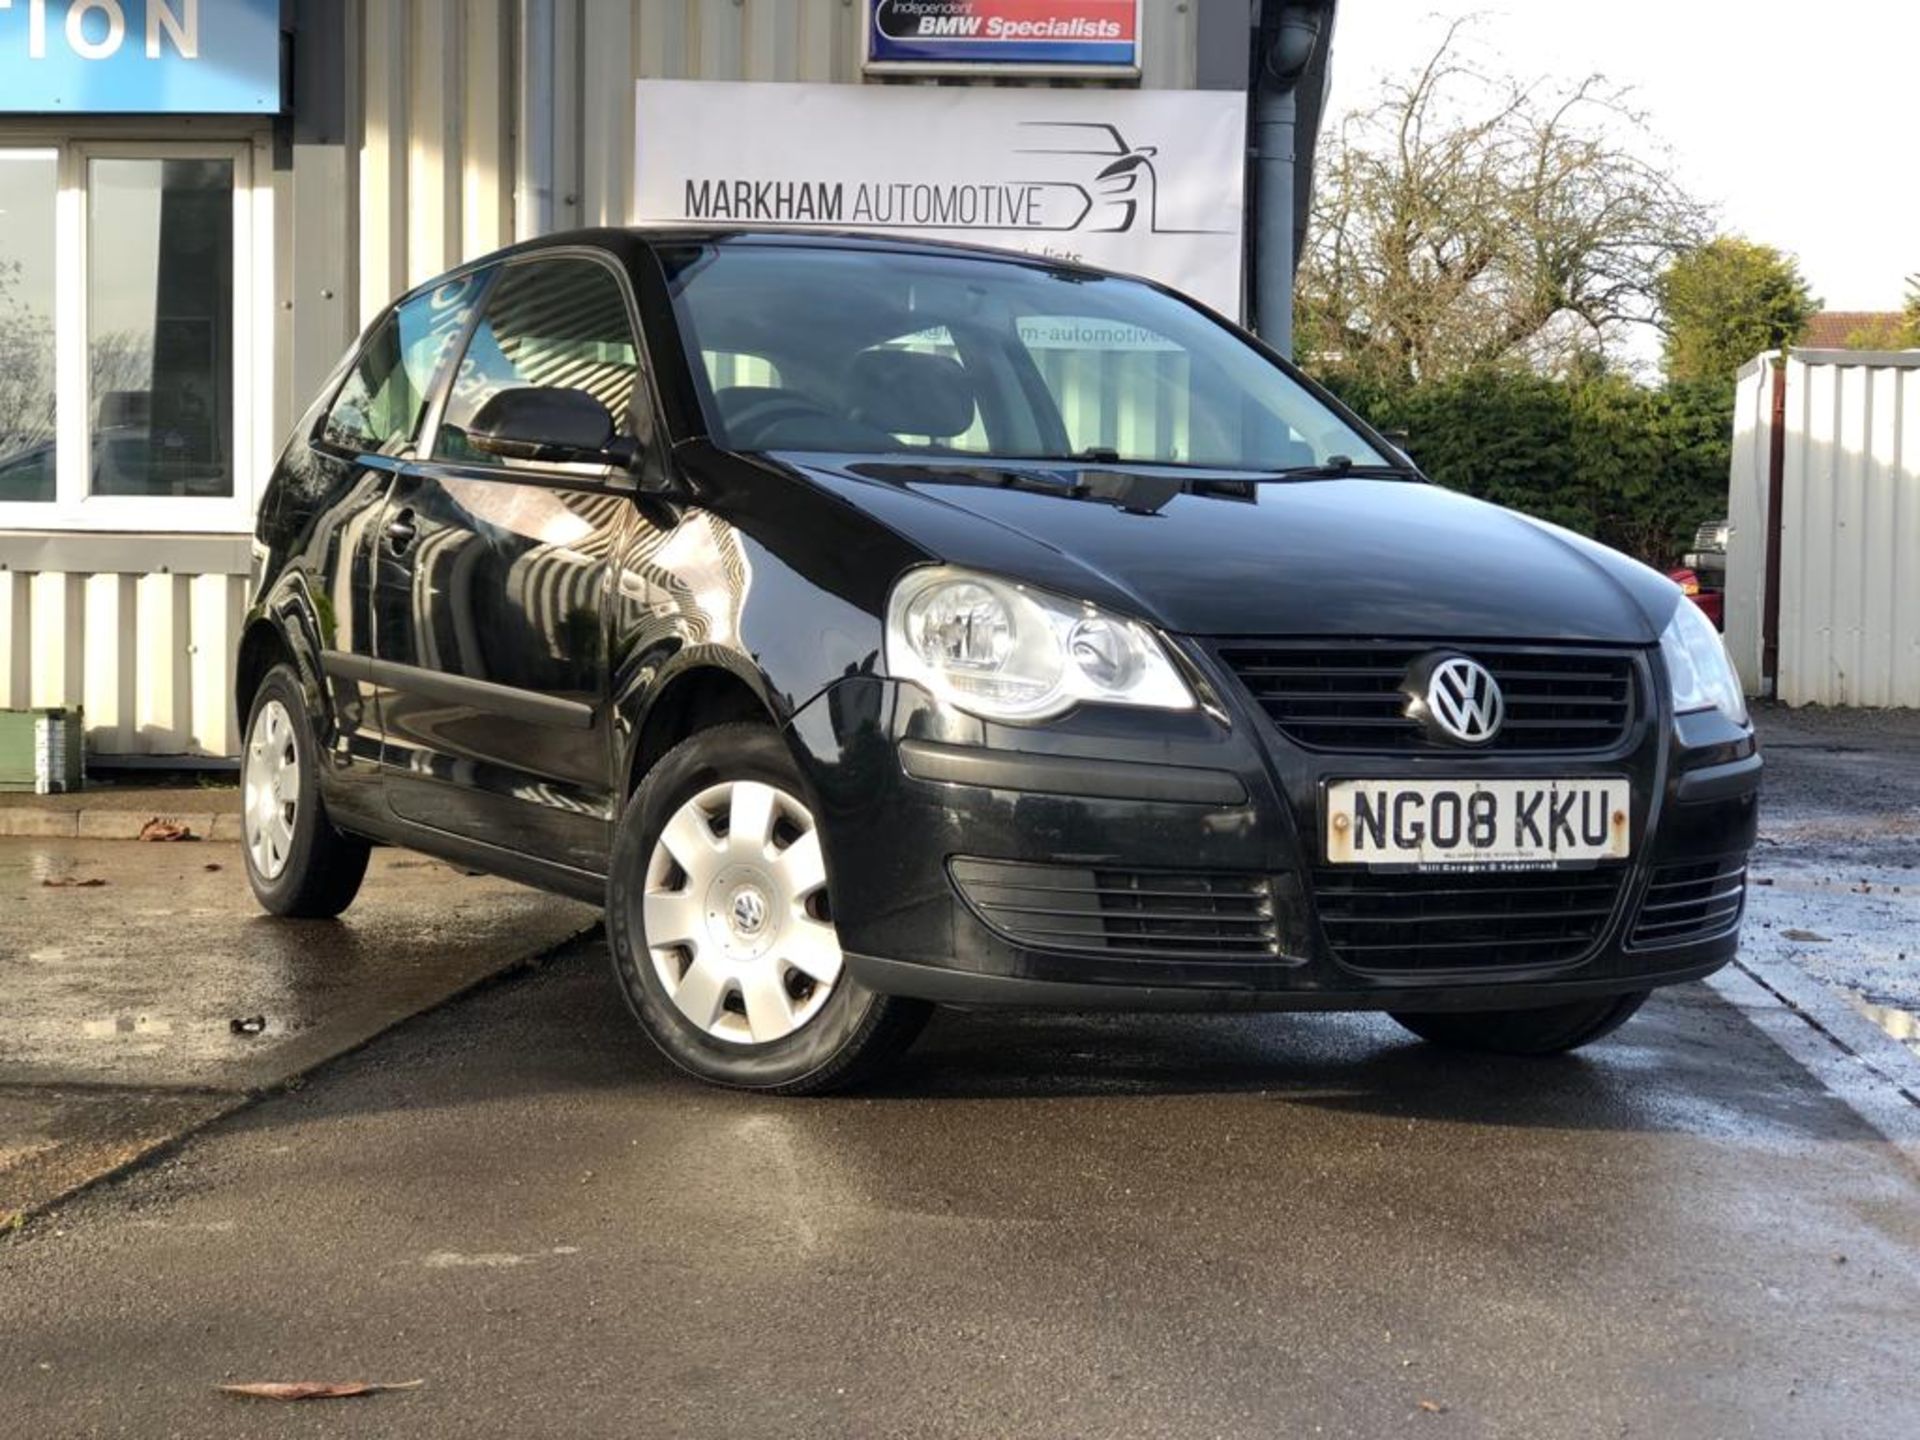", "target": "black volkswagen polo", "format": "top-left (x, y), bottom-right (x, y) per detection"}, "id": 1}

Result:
top-left (238, 229), bottom-right (1759, 1092)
